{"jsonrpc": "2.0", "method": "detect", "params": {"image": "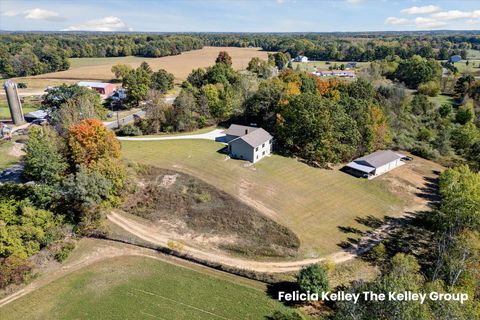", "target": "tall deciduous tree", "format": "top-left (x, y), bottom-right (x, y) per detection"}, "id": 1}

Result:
top-left (23, 126), bottom-right (67, 185)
